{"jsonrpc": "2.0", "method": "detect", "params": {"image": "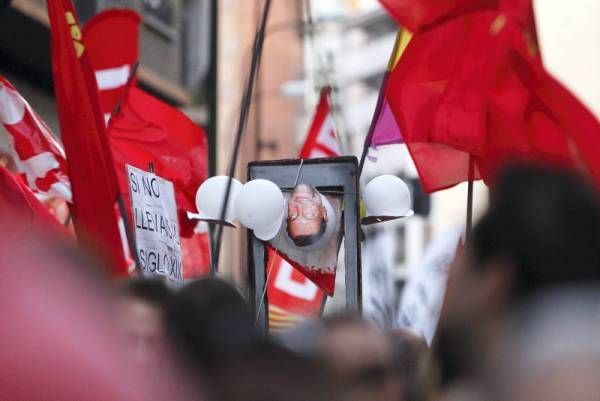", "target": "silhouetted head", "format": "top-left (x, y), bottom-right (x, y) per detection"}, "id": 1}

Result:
top-left (164, 277), bottom-right (256, 372)
top-left (438, 162), bottom-right (600, 386)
